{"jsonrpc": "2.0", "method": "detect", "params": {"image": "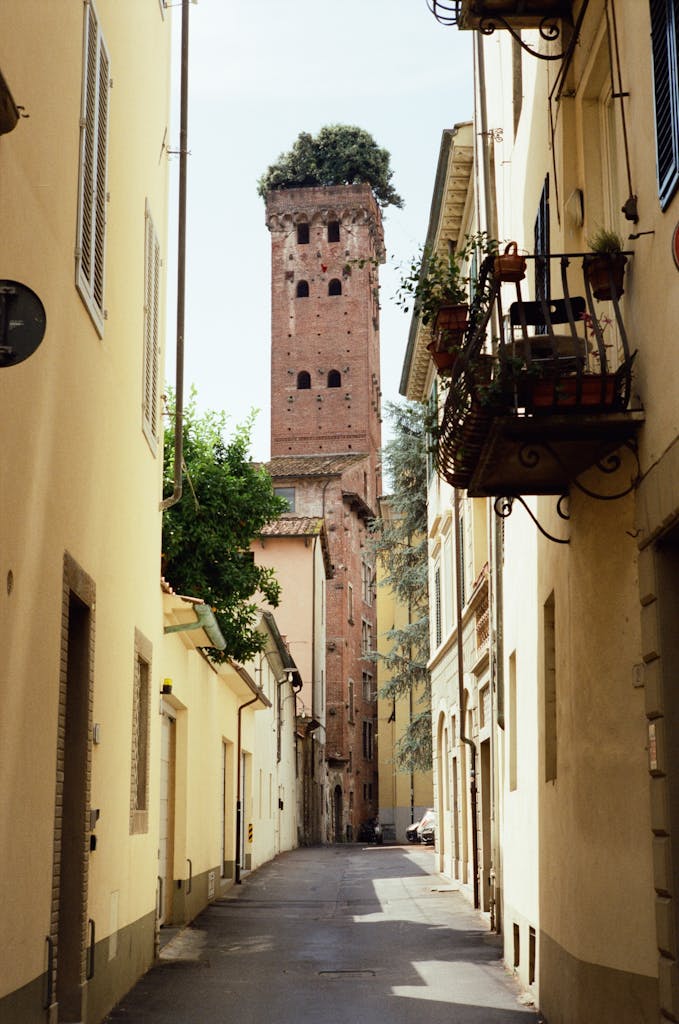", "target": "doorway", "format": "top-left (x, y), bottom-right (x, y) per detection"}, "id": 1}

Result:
top-left (52, 568), bottom-right (94, 1023)
top-left (158, 705), bottom-right (176, 925)
top-left (333, 785), bottom-right (343, 842)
